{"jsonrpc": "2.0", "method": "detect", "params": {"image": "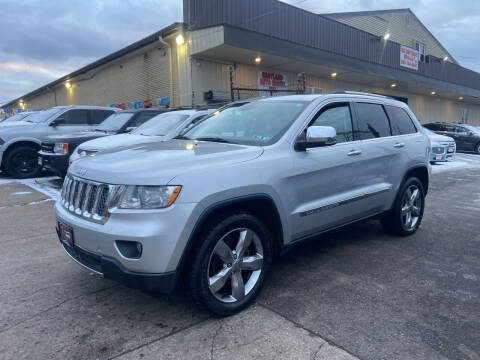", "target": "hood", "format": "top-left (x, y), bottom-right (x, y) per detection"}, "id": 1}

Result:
top-left (46, 130), bottom-right (110, 142)
top-left (69, 139), bottom-right (264, 185)
top-left (426, 132), bottom-right (454, 143)
top-left (76, 133), bottom-right (164, 153)
top-left (0, 121), bottom-right (36, 129)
